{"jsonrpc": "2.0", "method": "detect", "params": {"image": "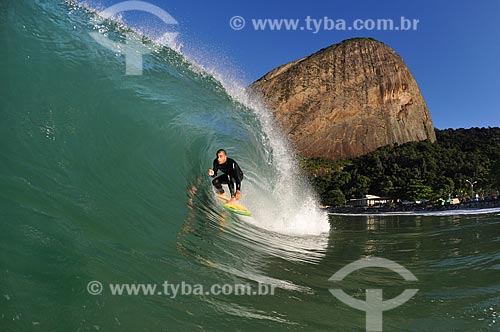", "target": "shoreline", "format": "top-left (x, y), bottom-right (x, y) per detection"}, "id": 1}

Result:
top-left (326, 199), bottom-right (500, 216)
